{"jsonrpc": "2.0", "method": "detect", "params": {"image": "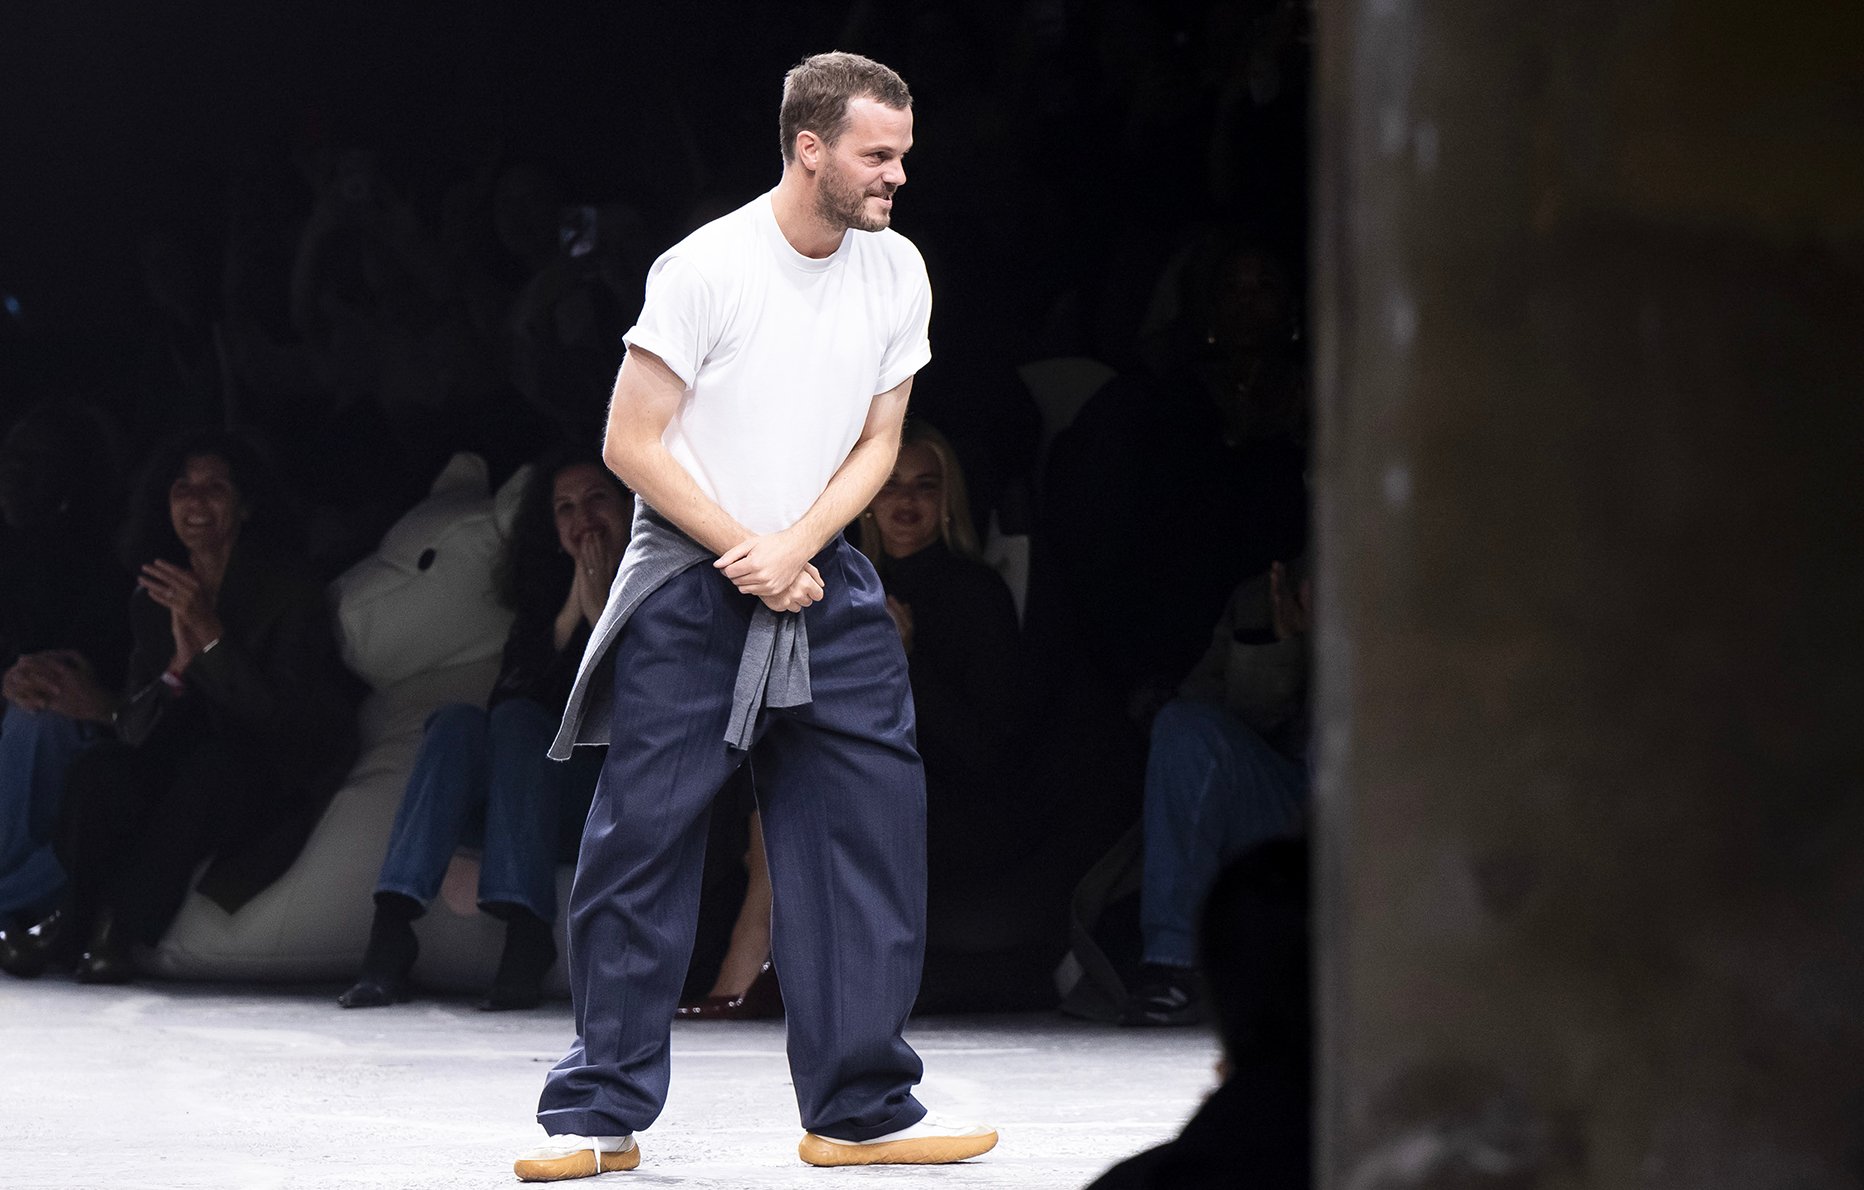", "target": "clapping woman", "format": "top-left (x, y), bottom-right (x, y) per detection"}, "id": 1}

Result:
top-left (3, 428), bottom-right (356, 983)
